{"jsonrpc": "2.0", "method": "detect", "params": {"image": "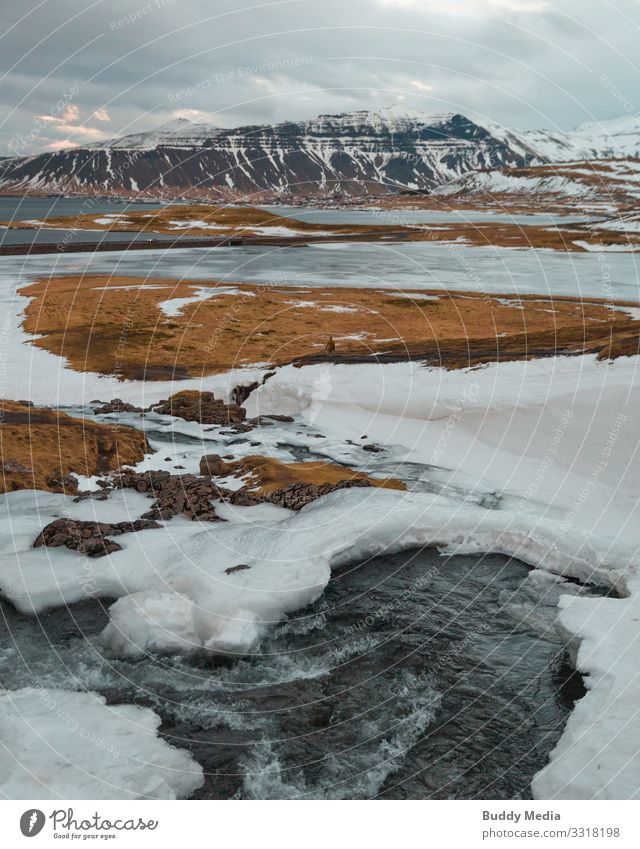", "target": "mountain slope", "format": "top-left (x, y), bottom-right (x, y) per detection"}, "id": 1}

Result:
top-left (0, 109), bottom-right (538, 199)
top-left (1, 108), bottom-right (638, 200)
